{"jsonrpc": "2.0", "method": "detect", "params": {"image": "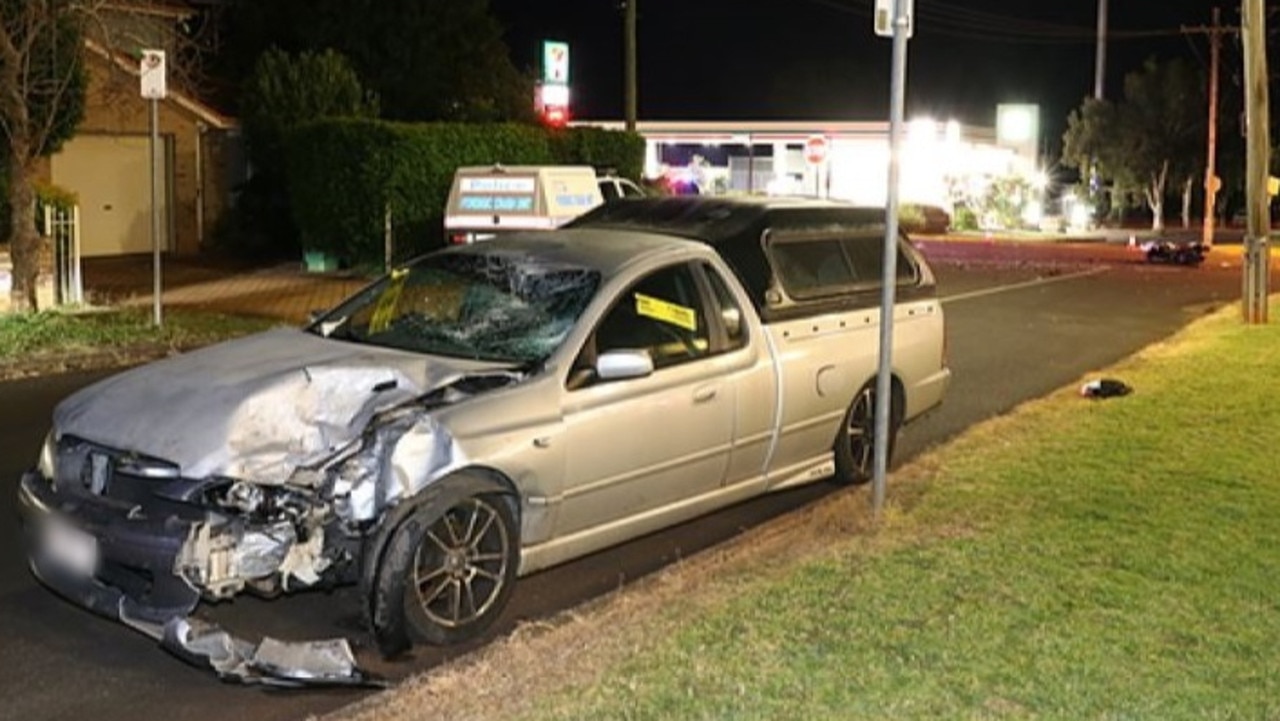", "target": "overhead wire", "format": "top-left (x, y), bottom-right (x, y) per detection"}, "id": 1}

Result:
top-left (808, 0), bottom-right (1186, 45)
